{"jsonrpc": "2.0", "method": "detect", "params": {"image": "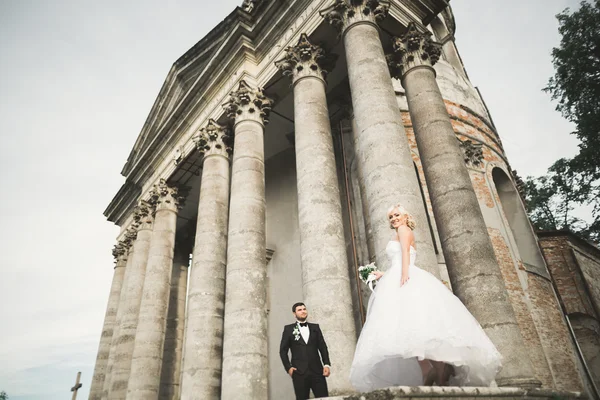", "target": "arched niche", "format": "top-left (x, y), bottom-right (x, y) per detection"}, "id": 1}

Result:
top-left (492, 167), bottom-right (548, 277)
